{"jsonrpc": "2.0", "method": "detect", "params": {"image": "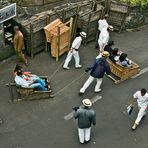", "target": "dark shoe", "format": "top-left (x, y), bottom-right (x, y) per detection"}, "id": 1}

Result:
top-left (85, 140), bottom-right (90, 143)
top-left (142, 115), bottom-right (146, 120)
top-left (79, 92), bottom-right (84, 96)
